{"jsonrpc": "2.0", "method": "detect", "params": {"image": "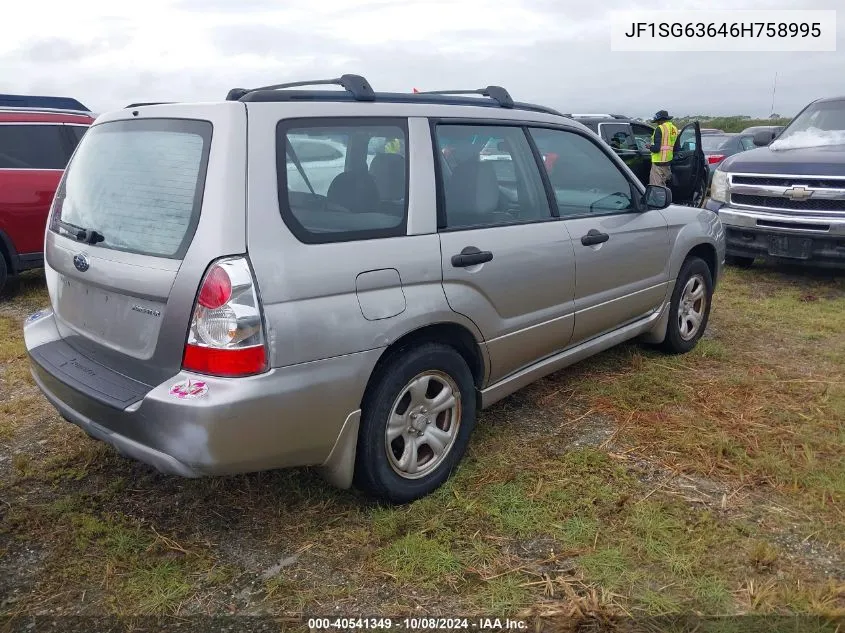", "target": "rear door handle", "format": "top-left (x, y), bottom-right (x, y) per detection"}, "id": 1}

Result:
top-left (580, 229), bottom-right (610, 246)
top-left (451, 246), bottom-right (493, 268)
